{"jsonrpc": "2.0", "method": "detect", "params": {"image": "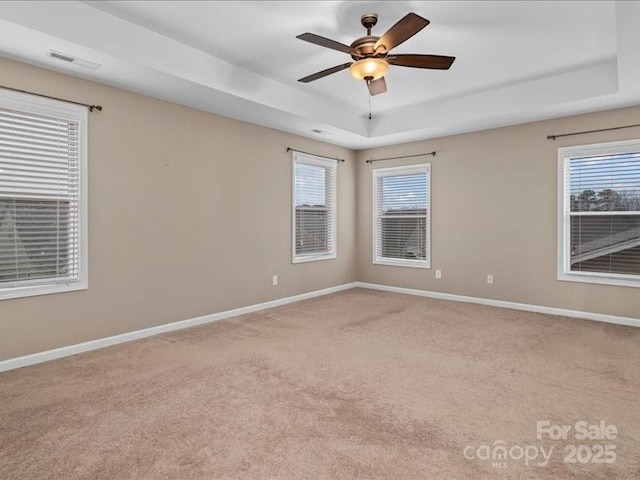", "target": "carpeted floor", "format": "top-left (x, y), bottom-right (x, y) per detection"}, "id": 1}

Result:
top-left (1, 288), bottom-right (639, 479)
